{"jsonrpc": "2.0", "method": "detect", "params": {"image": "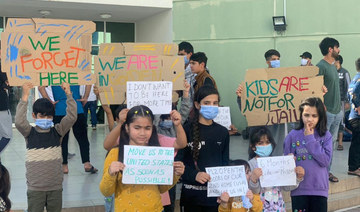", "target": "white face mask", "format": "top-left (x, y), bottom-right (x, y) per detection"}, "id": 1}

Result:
top-left (301, 58), bottom-right (308, 66)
